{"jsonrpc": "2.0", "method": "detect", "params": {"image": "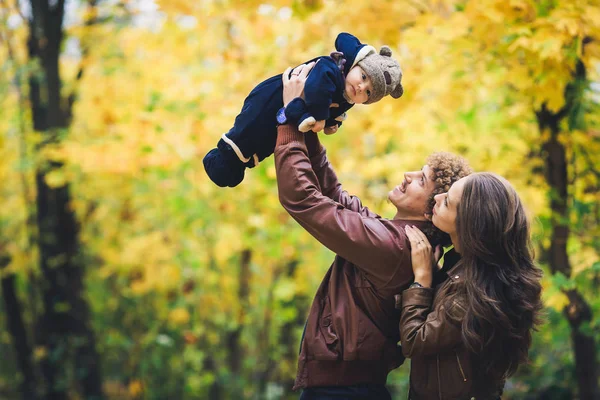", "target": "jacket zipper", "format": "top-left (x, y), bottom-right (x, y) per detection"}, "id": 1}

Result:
top-left (455, 350), bottom-right (467, 382)
top-left (437, 352), bottom-right (468, 400)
